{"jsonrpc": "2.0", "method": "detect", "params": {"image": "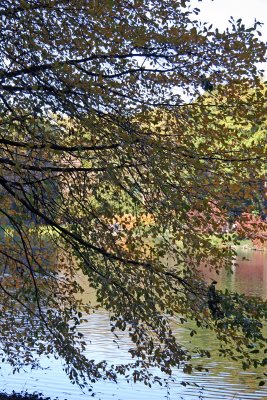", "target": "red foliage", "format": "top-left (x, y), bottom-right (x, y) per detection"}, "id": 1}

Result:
top-left (188, 203), bottom-right (228, 234)
top-left (235, 212), bottom-right (267, 248)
